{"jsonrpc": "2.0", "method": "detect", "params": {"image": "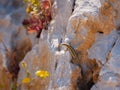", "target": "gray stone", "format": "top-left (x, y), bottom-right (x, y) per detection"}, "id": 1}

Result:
top-left (88, 30), bottom-right (118, 65)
